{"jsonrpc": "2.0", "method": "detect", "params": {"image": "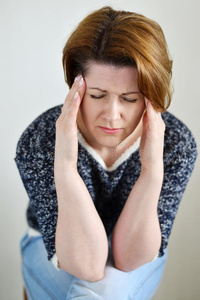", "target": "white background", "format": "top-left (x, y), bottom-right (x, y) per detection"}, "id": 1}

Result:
top-left (0, 0), bottom-right (199, 299)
